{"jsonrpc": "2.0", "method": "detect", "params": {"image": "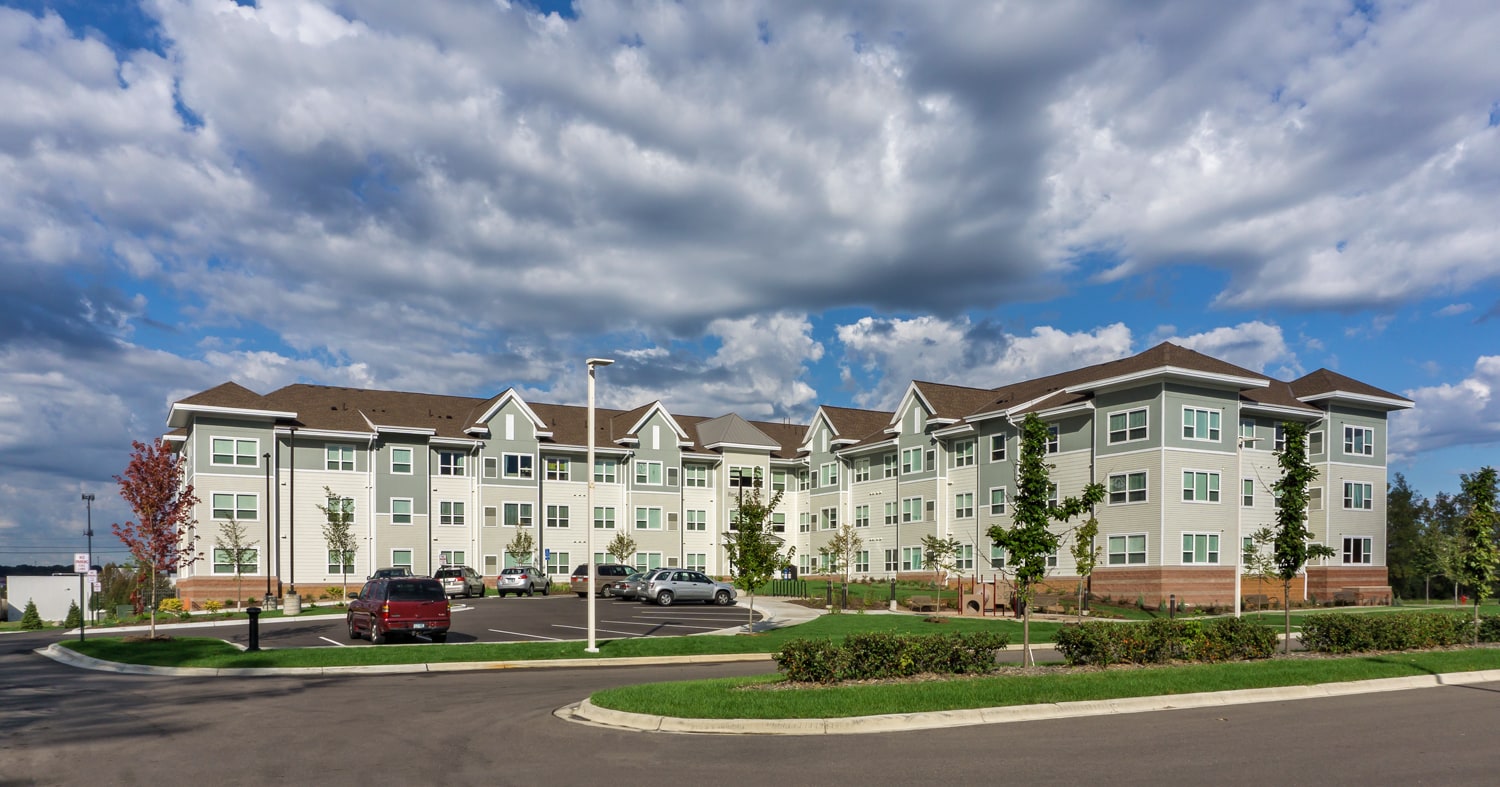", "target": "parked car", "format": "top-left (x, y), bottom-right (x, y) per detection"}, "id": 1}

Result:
top-left (496, 566), bottom-right (550, 597)
top-left (346, 577), bottom-right (451, 644)
top-left (570, 563), bottom-right (636, 597)
top-left (608, 571), bottom-right (646, 600)
top-left (434, 565), bottom-right (485, 598)
top-left (640, 569), bottom-right (737, 606)
top-left (369, 567), bottom-right (415, 579)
